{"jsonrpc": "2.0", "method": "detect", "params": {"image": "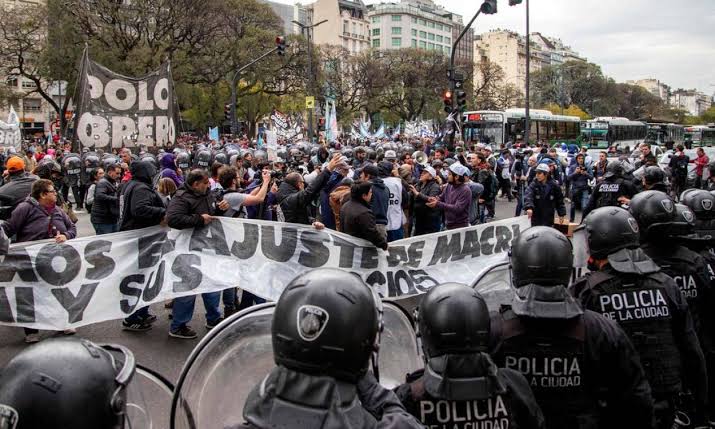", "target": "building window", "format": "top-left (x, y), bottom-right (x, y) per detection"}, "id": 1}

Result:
top-left (428, 21), bottom-right (435, 28)
top-left (419, 19), bottom-right (426, 26)
top-left (436, 35), bottom-right (443, 43)
top-left (411, 39), bottom-right (417, 48)
top-left (428, 42), bottom-right (434, 50)
top-left (372, 28), bottom-right (380, 36)
top-left (5, 77), bottom-right (18, 87)
top-left (411, 17), bottom-right (417, 24)
top-left (419, 30), bottom-right (426, 38)
top-left (371, 16), bottom-right (380, 23)
top-left (343, 21), bottom-right (349, 33)
top-left (444, 26), bottom-right (451, 32)
top-left (359, 23), bottom-right (363, 35)
top-left (411, 29), bottom-right (417, 36)
top-left (352, 40), bottom-right (357, 52)
top-left (391, 15), bottom-right (401, 21)
top-left (437, 23), bottom-right (443, 31)
top-left (21, 79), bottom-right (37, 89)
top-left (392, 37), bottom-right (402, 47)
top-left (445, 37), bottom-right (451, 44)
top-left (419, 40), bottom-right (426, 49)
top-left (373, 39), bottom-right (381, 48)
top-left (23, 98), bottom-right (41, 112)
top-left (391, 27), bottom-right (401, 35)
top-left (428, 33), bottom-right (435, 41)
top-left (446, 46), bottom-right (451, 55)
top-left (352, 22), bottom-right (357, 34)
